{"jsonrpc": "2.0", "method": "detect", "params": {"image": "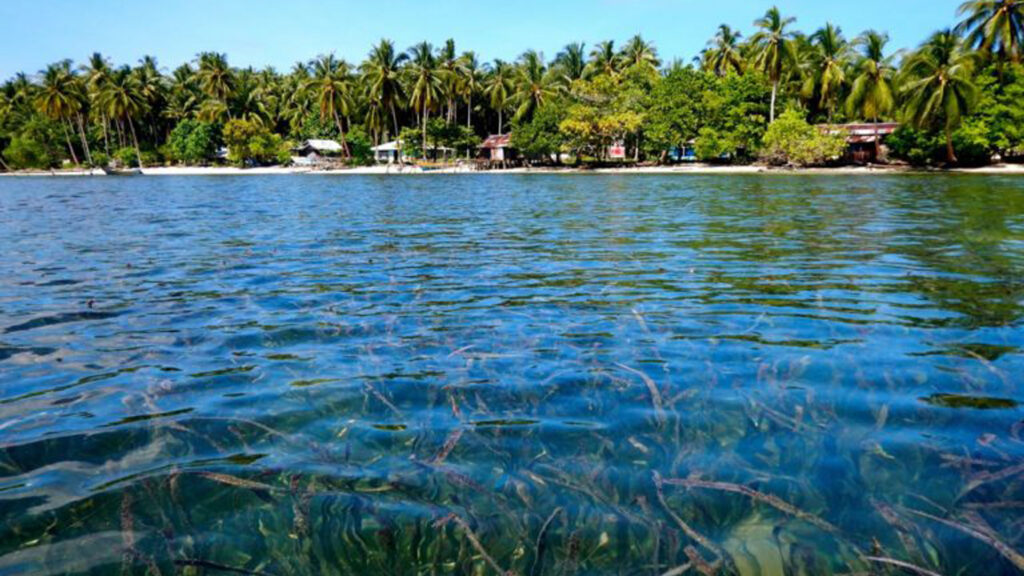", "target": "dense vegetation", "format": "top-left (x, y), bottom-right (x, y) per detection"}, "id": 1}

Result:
top-left (2, 2), bottom-right (1024, 170)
